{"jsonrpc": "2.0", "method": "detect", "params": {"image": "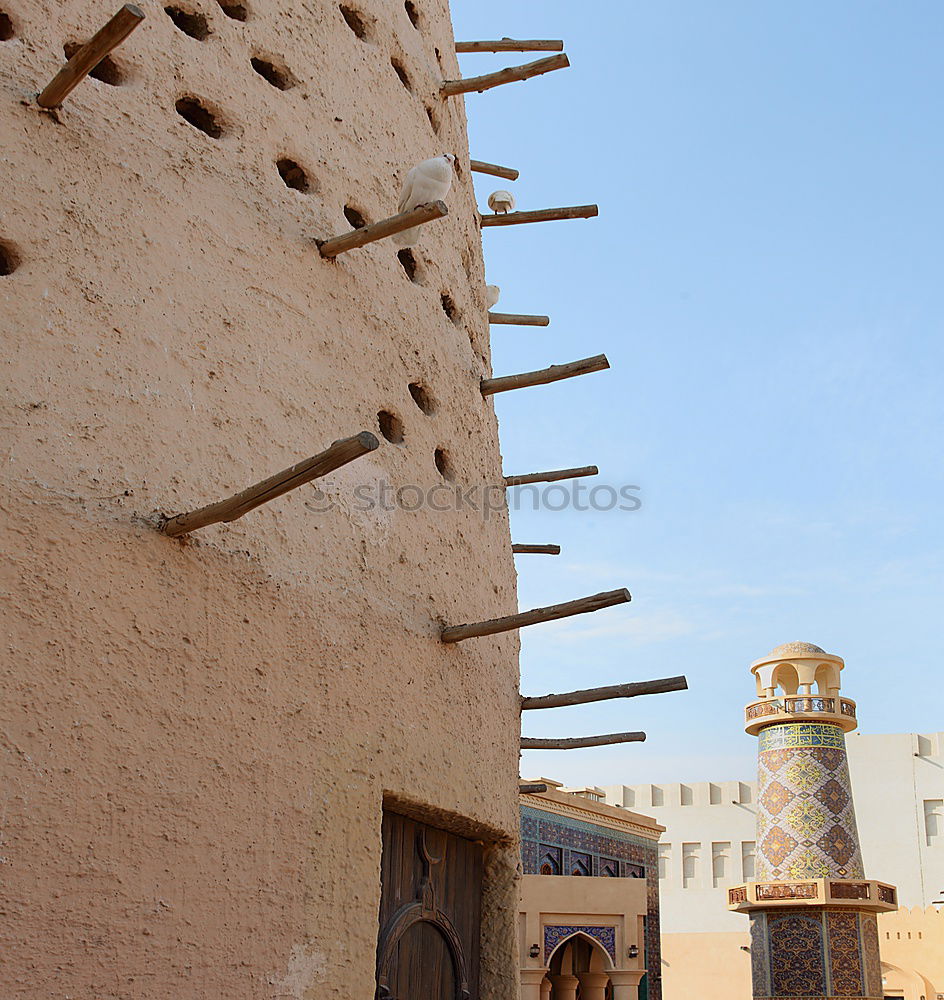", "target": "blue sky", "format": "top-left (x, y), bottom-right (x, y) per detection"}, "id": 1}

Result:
top-left (451, 2), bottom-right (944, 786)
